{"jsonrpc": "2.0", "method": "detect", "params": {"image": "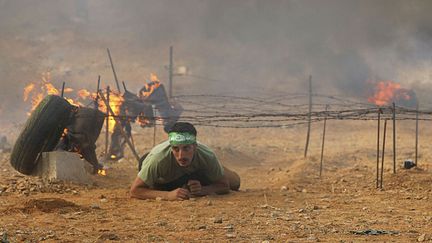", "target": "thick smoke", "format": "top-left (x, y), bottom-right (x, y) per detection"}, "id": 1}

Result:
top-left (1, 0), bottom-right (432, 125)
